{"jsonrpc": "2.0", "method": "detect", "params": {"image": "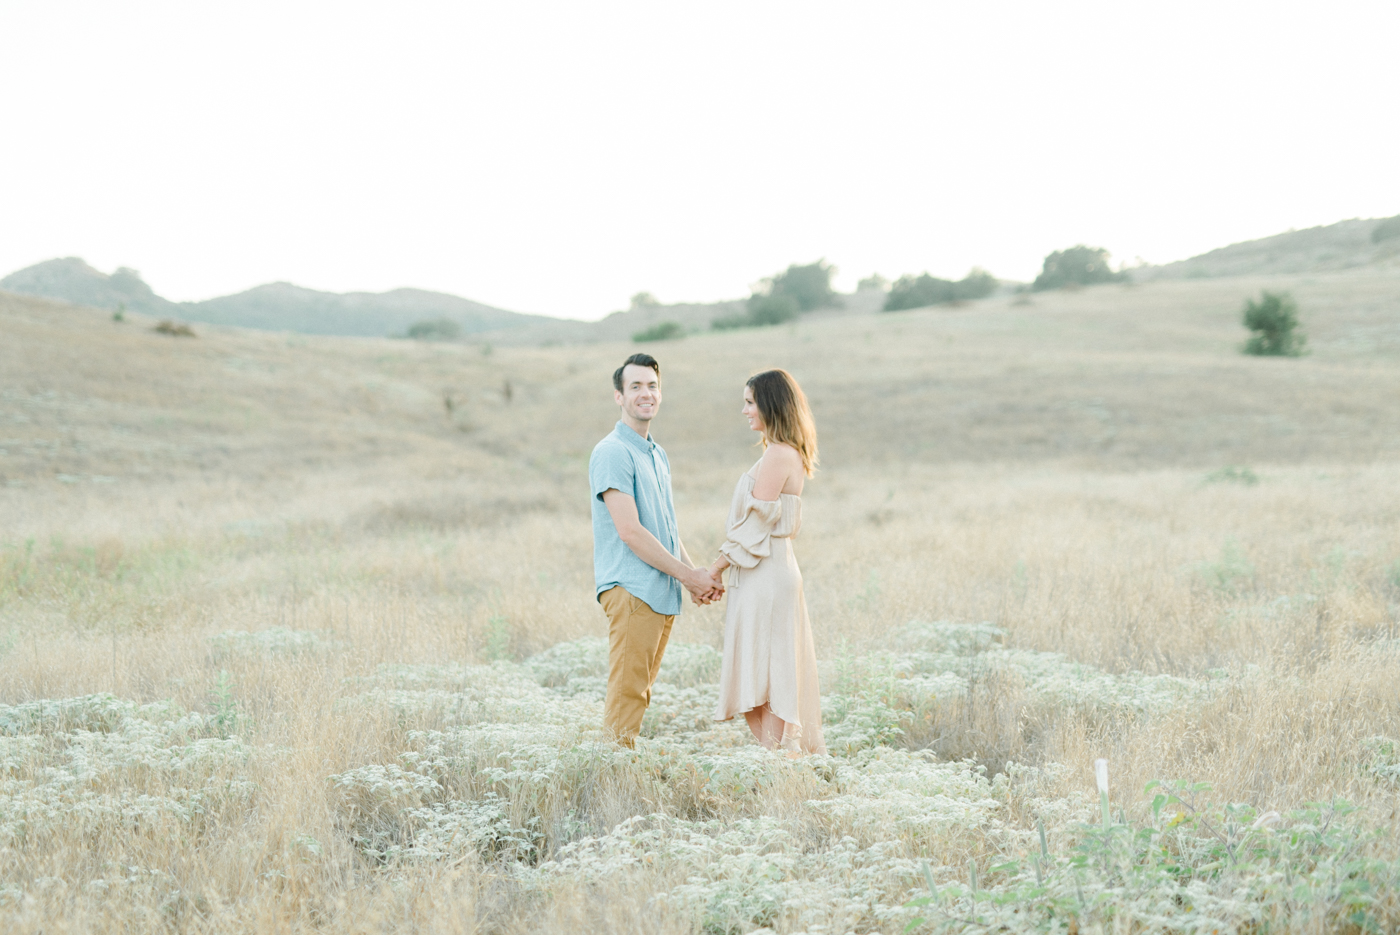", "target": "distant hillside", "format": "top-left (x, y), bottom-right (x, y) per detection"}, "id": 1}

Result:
top-left (472, 288), bottom-right (892, 347)
top-left (1137, 215), bottom-right (1400, 281)
top-left (186, 282), bottom-right (552, 337)
top-left (0, 256), bottom-right (885, 346)
top-left (0, 259), bottom-right (546, 338)
top-left (13, 212), bottom-right (1397, 346)
top-left (0, 257), bottom-right (184, 317)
